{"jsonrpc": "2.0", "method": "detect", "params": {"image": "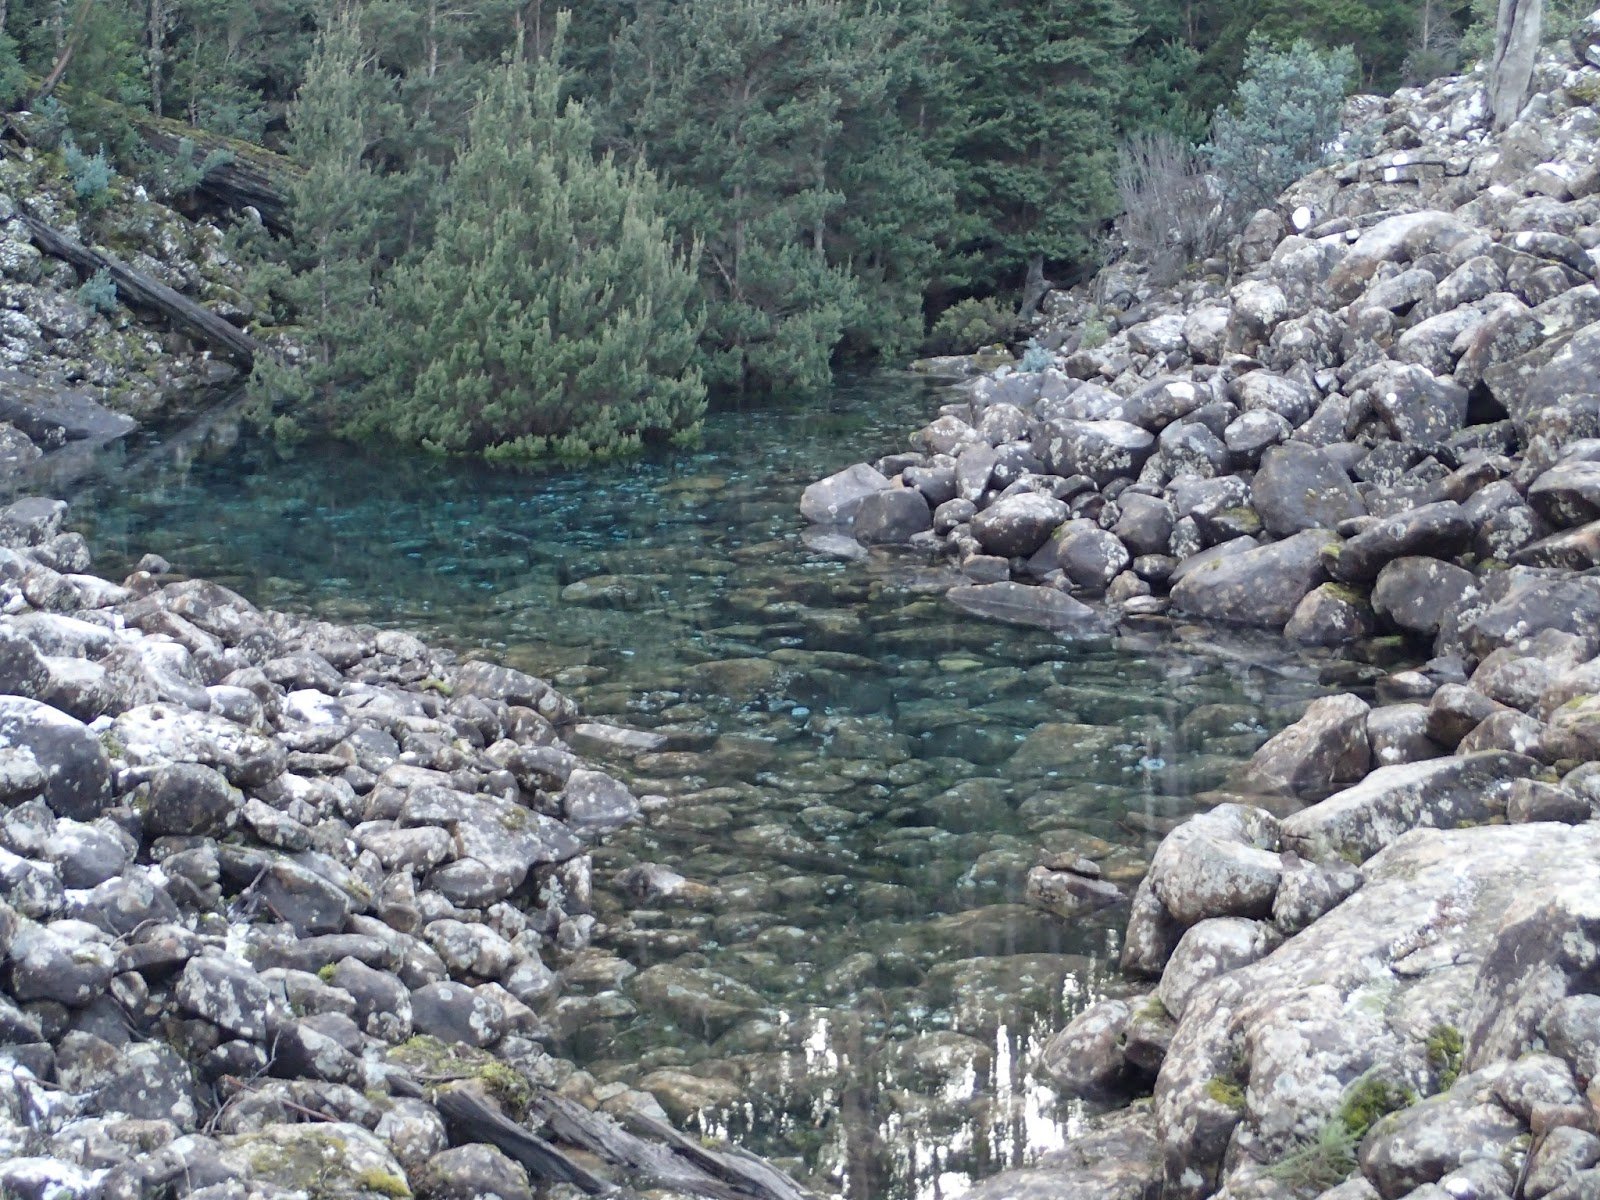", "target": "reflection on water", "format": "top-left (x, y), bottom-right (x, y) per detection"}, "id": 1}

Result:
top-left (69, 375), bottom-right (1332, 1198)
